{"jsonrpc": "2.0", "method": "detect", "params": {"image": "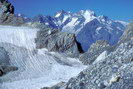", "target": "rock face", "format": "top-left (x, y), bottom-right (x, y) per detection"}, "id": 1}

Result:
top-left (49, 23), bottom-right (133, 89)
top-left (0, 0), bottom-right (14, 15)
top-left (32, 15), bottom-right (58, 29)
top-left (0, 0), bottom-right (24, 25)
top-left (35, 25), bottom-right (83, 57)
top-left (119, 23), bottom-right (133, 43)
top-left (0, 0), bottom-right (14, 24)
top-left (79, 40), bottom-right (112, 65)
top-left (0, 65), bottom-right (18, 77)
top-left (76, 18), bottom-right (126, 51)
